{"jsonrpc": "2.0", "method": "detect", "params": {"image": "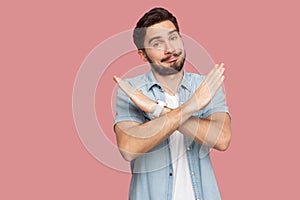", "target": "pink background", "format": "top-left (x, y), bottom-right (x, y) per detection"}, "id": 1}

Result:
top-left (1, 0), bottom-right (299, 199)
